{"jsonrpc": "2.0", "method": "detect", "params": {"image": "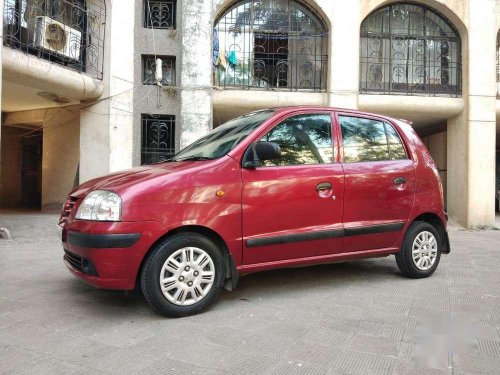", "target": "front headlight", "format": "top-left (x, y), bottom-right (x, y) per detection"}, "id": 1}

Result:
top-left (75, 190), bottom-right (122, 221)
